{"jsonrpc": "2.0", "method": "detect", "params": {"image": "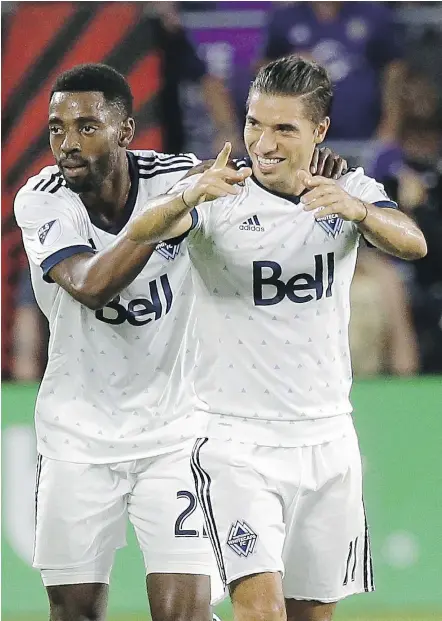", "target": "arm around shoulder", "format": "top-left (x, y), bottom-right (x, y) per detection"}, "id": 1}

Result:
top-left (128, 141), bottom-right (252, 244)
